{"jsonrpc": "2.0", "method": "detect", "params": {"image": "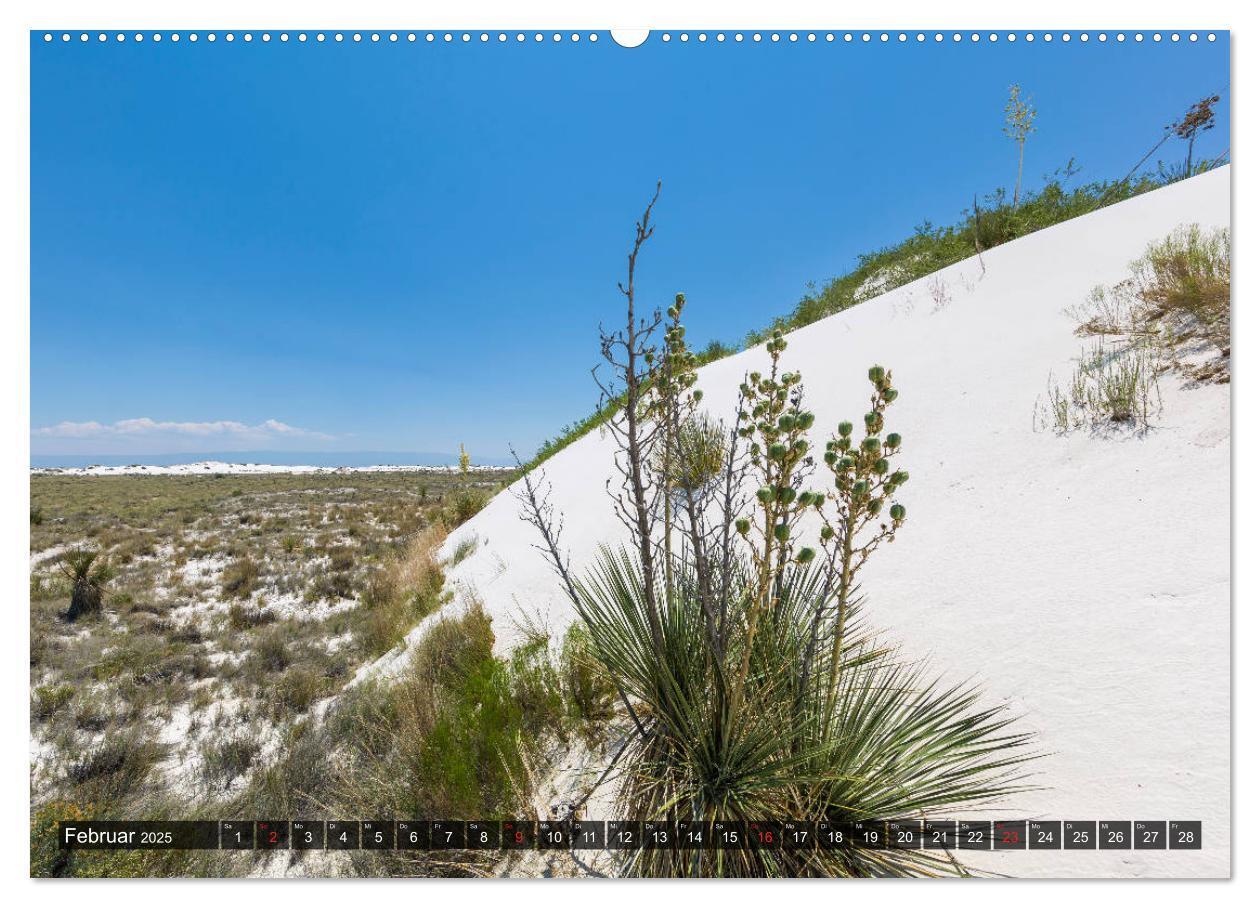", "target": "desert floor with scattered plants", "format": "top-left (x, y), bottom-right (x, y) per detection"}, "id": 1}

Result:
top-left (29, 468), bottom-right (624, 877)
